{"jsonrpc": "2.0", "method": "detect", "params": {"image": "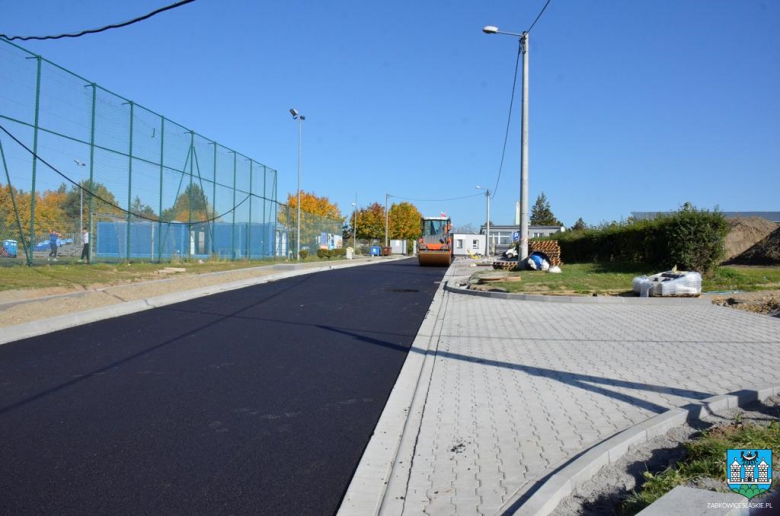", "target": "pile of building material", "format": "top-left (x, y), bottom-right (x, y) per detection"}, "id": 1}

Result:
top-left (723, 217), bottom-right (777, 262)
top-left (727, 226), bottom-right (780, 266)
top-left (529, 240), bottom-right (562, 266)
top-left (492, 260), bottom-right (518, 271)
